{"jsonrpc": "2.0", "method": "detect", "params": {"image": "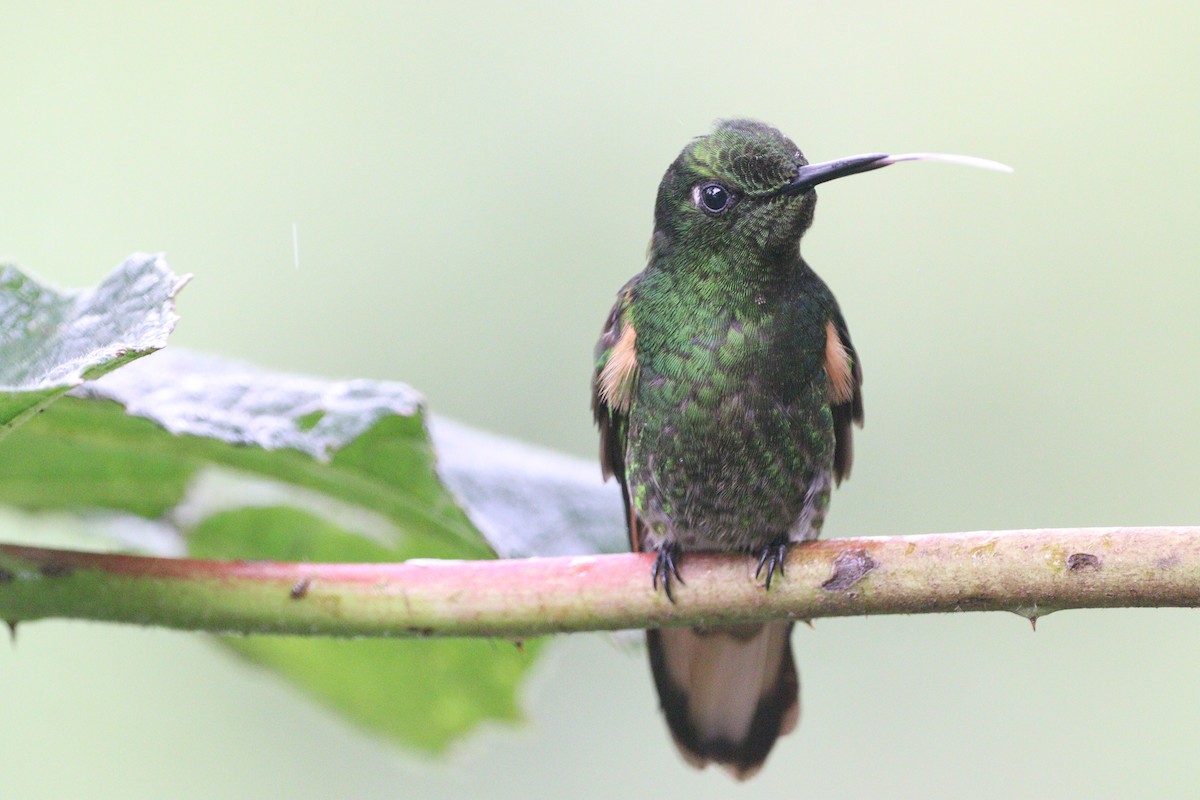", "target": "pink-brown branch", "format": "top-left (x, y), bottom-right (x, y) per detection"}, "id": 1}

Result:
top-left (1, 526), bottom-right (1198, 637)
